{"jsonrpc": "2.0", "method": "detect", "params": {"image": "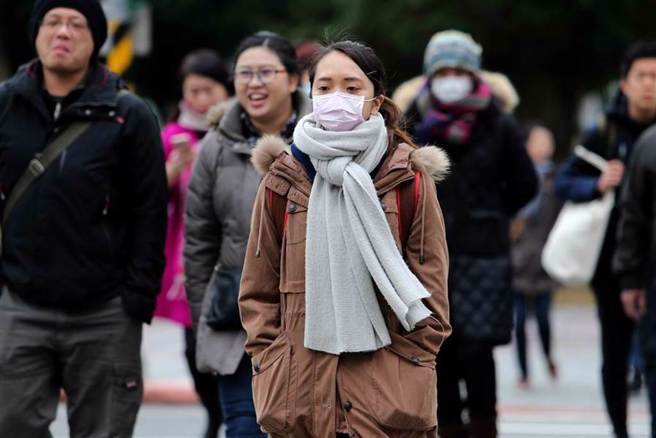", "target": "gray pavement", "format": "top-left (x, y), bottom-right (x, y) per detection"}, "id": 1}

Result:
top-left (50, 292), bottom-right (650, 437)
top-left (495, 296), bottom-right (649, 437)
